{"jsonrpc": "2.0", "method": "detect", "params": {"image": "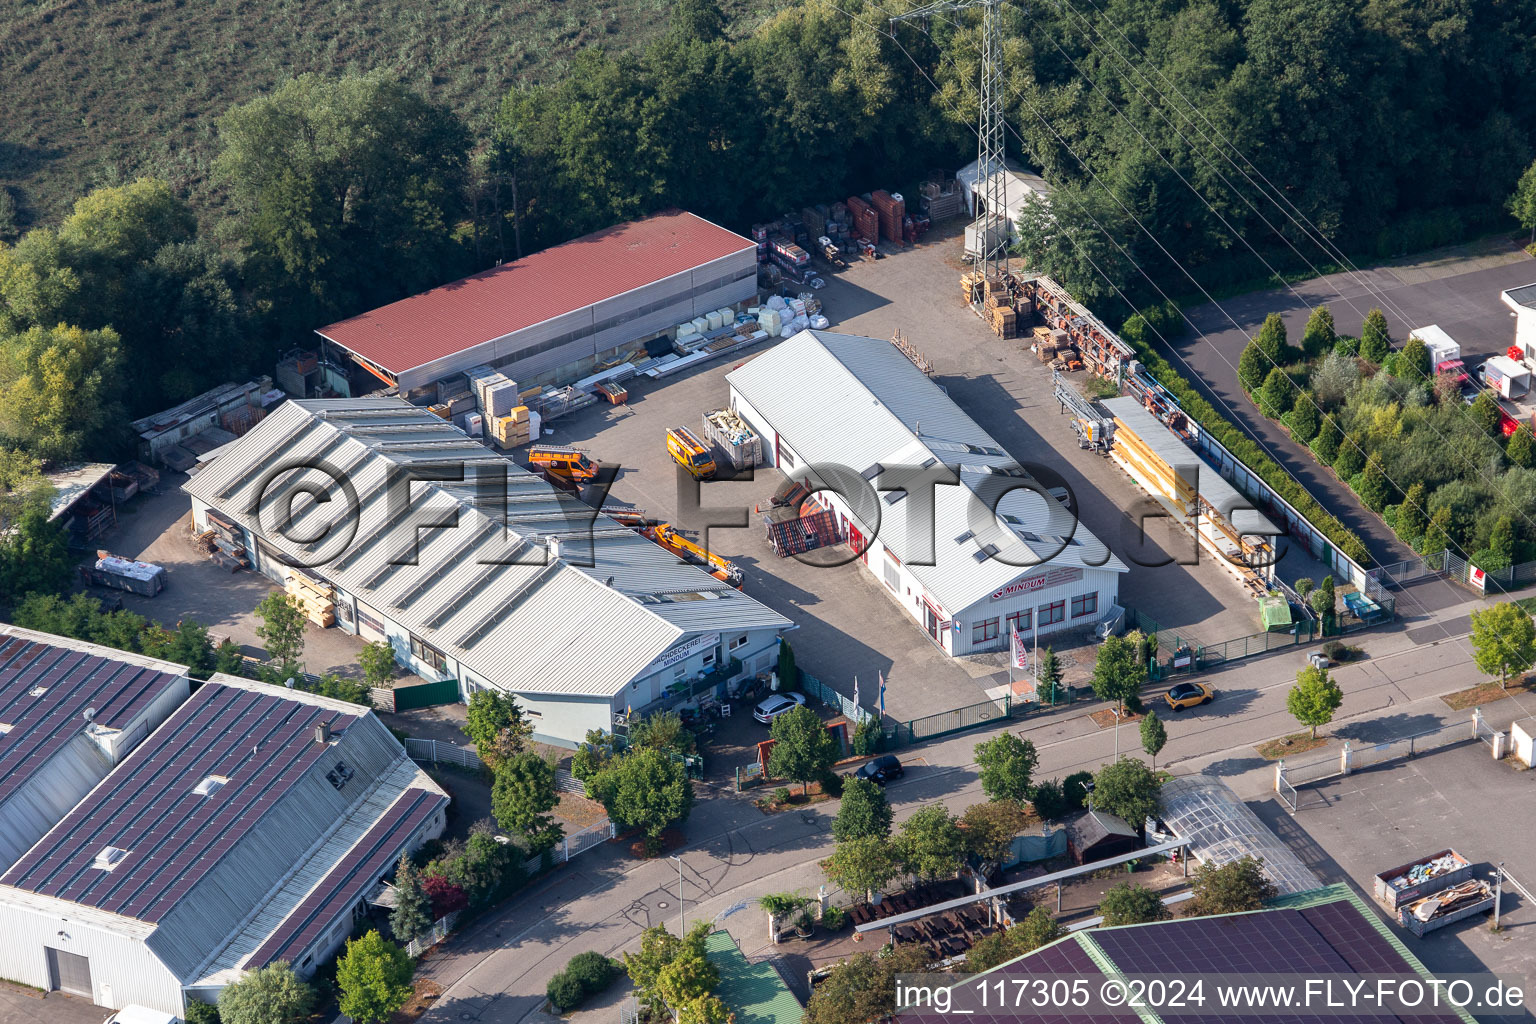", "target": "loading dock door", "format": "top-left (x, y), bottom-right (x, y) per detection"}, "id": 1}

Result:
top-left (46, 947), bottom-right (92, 997)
